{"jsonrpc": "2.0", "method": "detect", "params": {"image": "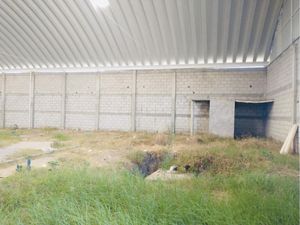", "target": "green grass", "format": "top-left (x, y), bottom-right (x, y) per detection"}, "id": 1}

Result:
top-left (0, 131), bottom-right (298, 224)
top-left (53, 133), bottom-right (70, 142)
top-left (0, 168), bottom-right (298, 225)
top-left (164, 138), bottom-right (299, 175)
